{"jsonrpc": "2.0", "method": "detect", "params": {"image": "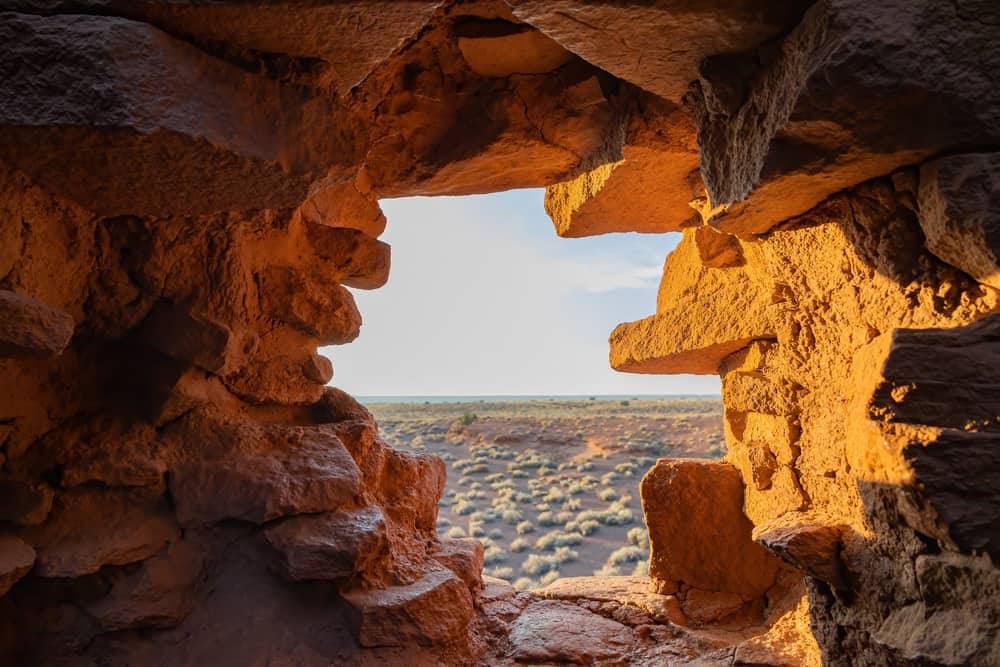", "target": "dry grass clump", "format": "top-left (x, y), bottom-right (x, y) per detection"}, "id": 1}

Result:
top-left (502, 509), bottom-right (523, 525)
top-left (516, 520), bottom-right (534, 535)
top-left (488, 566), bottom-right (514, 579)
top-left (598, 488), bottom-right (618, 502)
top-left (627, 527), bottom-right (649, 549)
top-left (510, 538), bottom-right (530, 553)
top-left (607, 545), bottom-right (644, 565)
top-left (445, 526), bottom-right (466, 539)
top-left (522, 553), bottom-right (559, 576)
top-left (534, 530), bottom-right (584, 551)
top-left (536, 511), bottom-right (557, 527)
